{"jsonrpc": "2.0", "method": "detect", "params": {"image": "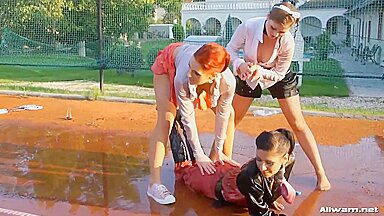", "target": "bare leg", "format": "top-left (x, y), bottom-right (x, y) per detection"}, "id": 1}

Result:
top-left (149, 74), bottom-right (177, 185)
top-left (233, 94), bottom-right (254, 127)
top-left (278, 95), bottom-right (331, 191)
